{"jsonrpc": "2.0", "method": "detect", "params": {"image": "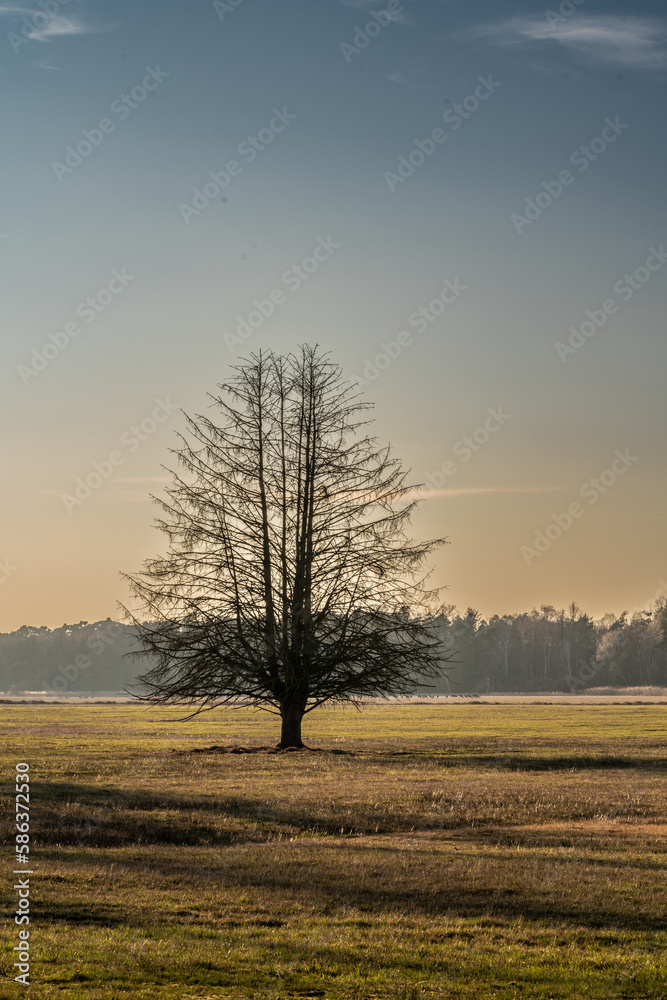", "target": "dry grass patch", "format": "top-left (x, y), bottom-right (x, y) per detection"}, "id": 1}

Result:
top-left (0, 703), bottom-right (665, 998)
